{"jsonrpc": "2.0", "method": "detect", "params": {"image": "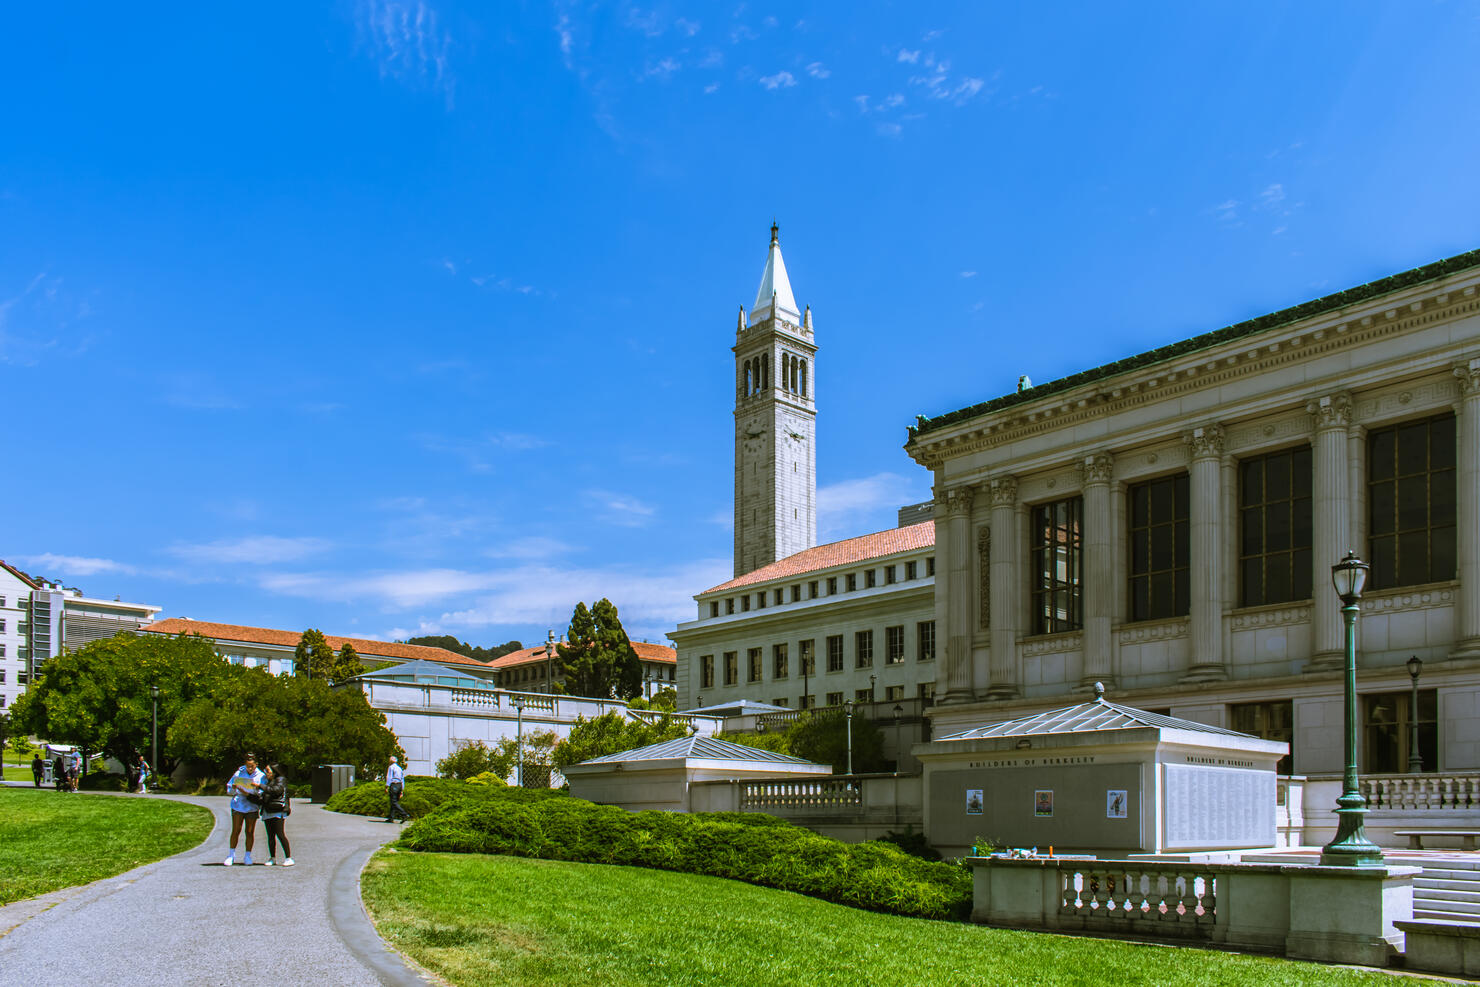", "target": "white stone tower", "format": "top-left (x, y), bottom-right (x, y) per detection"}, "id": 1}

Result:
top-left (733, 223), bottom-right (817, 576)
